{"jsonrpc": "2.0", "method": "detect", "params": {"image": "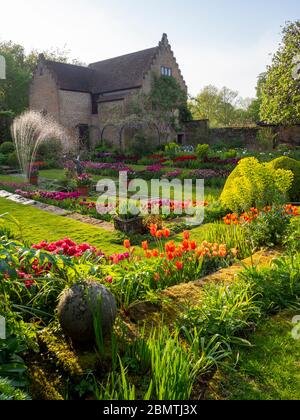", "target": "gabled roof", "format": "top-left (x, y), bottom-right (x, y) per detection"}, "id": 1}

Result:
top-left (89, 47), bottom-right (158, 93)
top-left (43, 60), bottom-right (96, 93)
top-left (40, 45), bottom-right (159, 95)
